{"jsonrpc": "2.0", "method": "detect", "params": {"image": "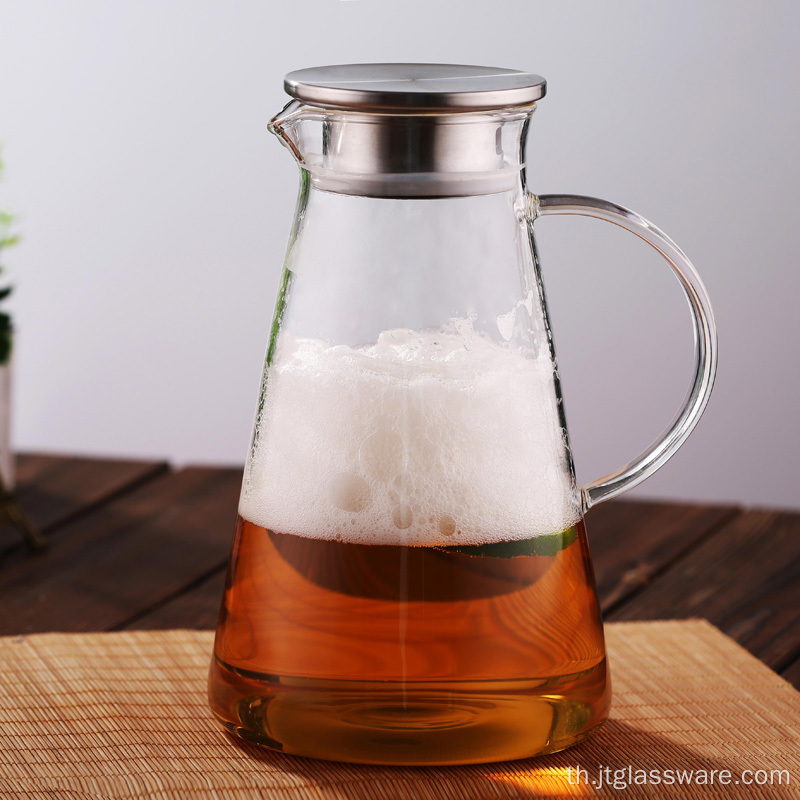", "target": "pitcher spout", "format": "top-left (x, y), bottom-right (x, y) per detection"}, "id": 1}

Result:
top-left (268, 100), bottom-right (308, 164)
